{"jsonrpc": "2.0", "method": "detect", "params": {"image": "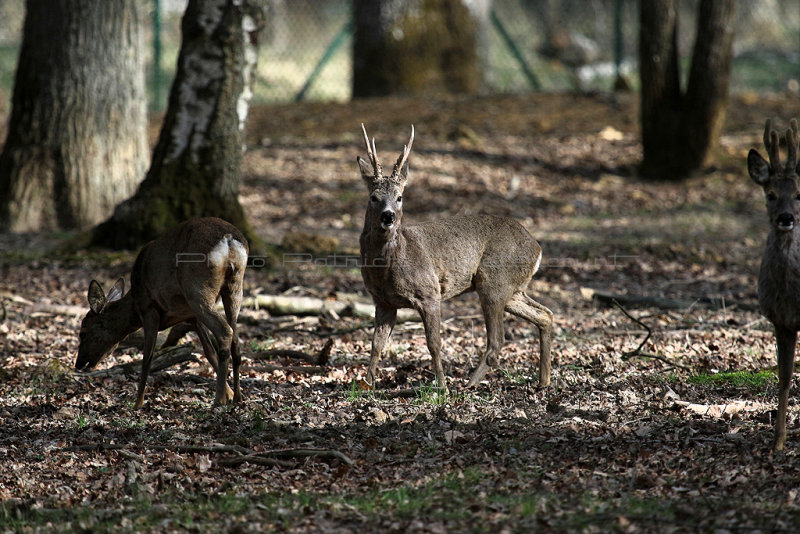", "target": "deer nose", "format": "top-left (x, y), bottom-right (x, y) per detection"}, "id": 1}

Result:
top-left (777, 213), bottom-right (795, 230)
top-left (380, 210), bottom-right (396, 226)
